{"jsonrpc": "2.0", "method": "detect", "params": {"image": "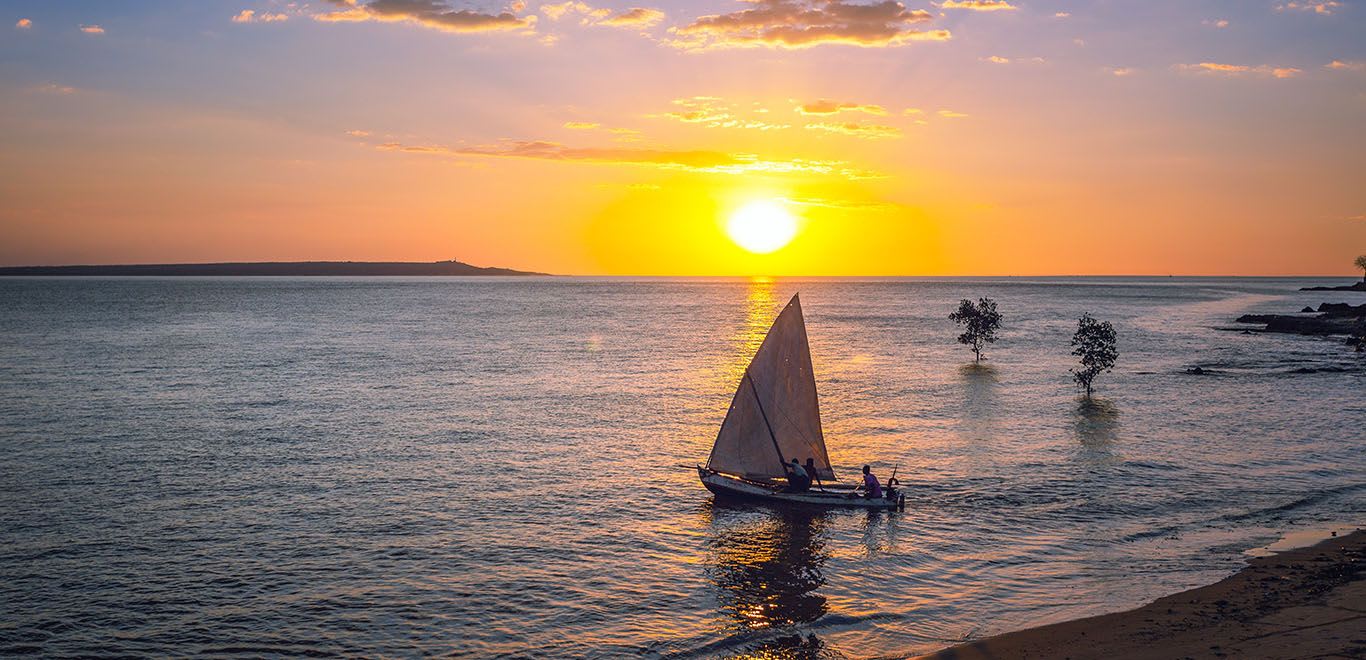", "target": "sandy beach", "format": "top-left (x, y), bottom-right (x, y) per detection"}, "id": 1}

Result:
top-left (913, 529), bottom-right (1365, 659)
